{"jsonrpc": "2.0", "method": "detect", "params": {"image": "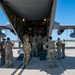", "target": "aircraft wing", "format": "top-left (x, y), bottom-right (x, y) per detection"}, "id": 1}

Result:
top-left (53, 21), bottom-right (75, 38)
top-left (59, 26), bottom-right (75, 29)
top-left (54, 25), bottom-right (75, 29)
top-left (53, 21), bottom-right (75, 29)
top-left (0, 25), bottom-right (16, 35)
top-left (0, 26), bottom-right (12, 30)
